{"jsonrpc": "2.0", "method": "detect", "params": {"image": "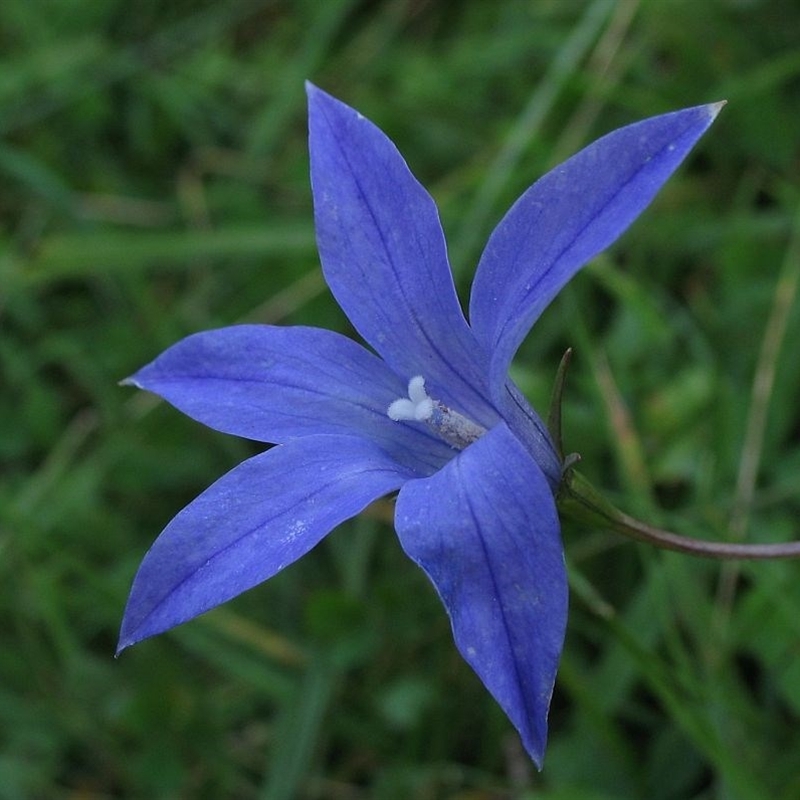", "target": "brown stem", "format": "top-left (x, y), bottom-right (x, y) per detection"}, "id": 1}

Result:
top-left (558, 468), bottom-right (800, 560)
